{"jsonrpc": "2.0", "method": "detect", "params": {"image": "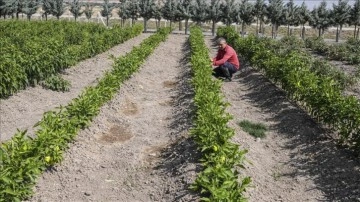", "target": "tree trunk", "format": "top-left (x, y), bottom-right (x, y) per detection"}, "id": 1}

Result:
top-left (16, 12), bottom-right (19, 19)
top-left (158, 19), bottom-right (161, 29)
top-left (241, 22), bottom-right (245, 37)
top-left (179, 21), bottom-right (182, 31)
top-left (339, 24), bottom-right (343, 42)
top-left (275, 24), bottom-right (279, 38)
top-left (106, 17), bottom-right (109, 26)
top-left (212, 20), bottom-right (216, 36)
top-left (256, 18), bottom-right (259, 36)
top-left (57, 16), bottom-right (60, 20)
top-left (318, 28), bottom-right (321, 37)
top-left (271, 24), bottom-right (274, 38)
top-left (144, 19), bottom-right (147, 32)
top-left (185, 19), bottom-right (189, 35)
top-left (357, 27), bottom-right (359, 40)
top-left (27, 15), bottom-right (31, 21)
top-left (170, 20), bottom-right (172, 29)
top-left (301, 25), bottom-right (305, 40)
top-left (287, 24), bottom-right (290, 36)
top-left (75, 16), bottom-right (77, 22)
top-left (336, 25), bottom-right (339, 42)
top-left (45, 13), bottom-right (48, 21)
top-left (354, 24), bottom-right (357, 38)
top-left (132, 18), bottom-right (135, 26)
